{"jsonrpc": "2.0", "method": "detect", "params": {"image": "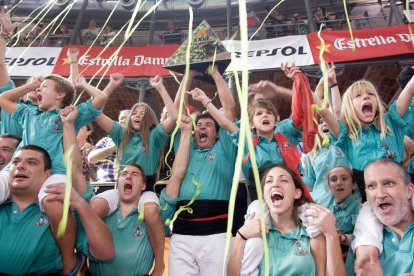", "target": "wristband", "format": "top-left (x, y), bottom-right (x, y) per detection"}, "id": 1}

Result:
top-left (204, 99), bottom-right (212, 108)
top-left (237, 230), bottom-right (247, 241)
top-left (329, 82), bottom-right (338, 89)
